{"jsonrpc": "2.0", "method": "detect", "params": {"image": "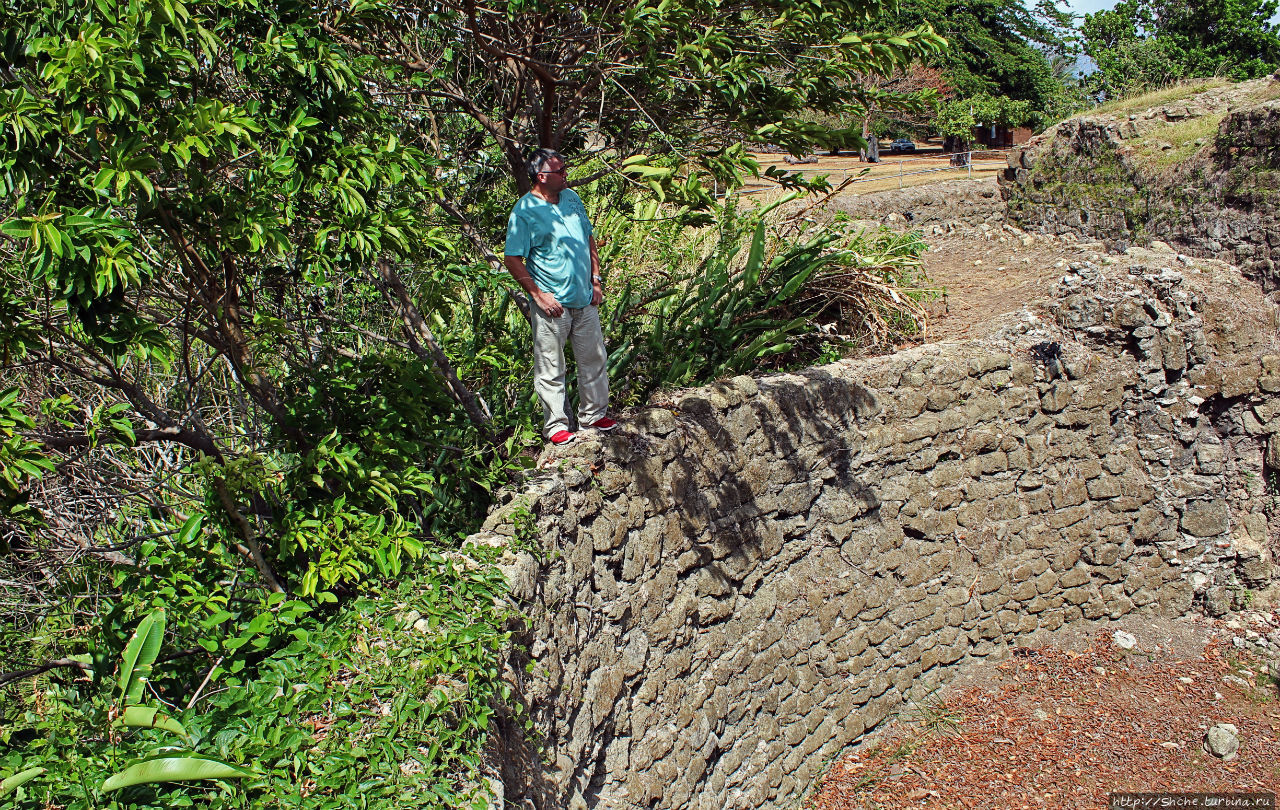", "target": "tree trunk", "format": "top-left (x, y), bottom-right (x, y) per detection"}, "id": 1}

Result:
top-left (374, 260), bottom-right (493, 431)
